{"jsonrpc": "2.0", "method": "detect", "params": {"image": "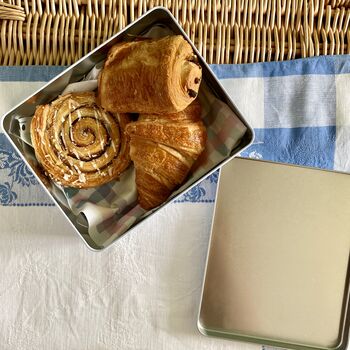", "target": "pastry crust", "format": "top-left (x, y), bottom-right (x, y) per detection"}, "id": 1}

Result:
top-left (30, 92), bottom-right (131, 188)
top-left (125, 100), bottom-right (207, 209)
top-left (98, 35), bottom-right (202, 114)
